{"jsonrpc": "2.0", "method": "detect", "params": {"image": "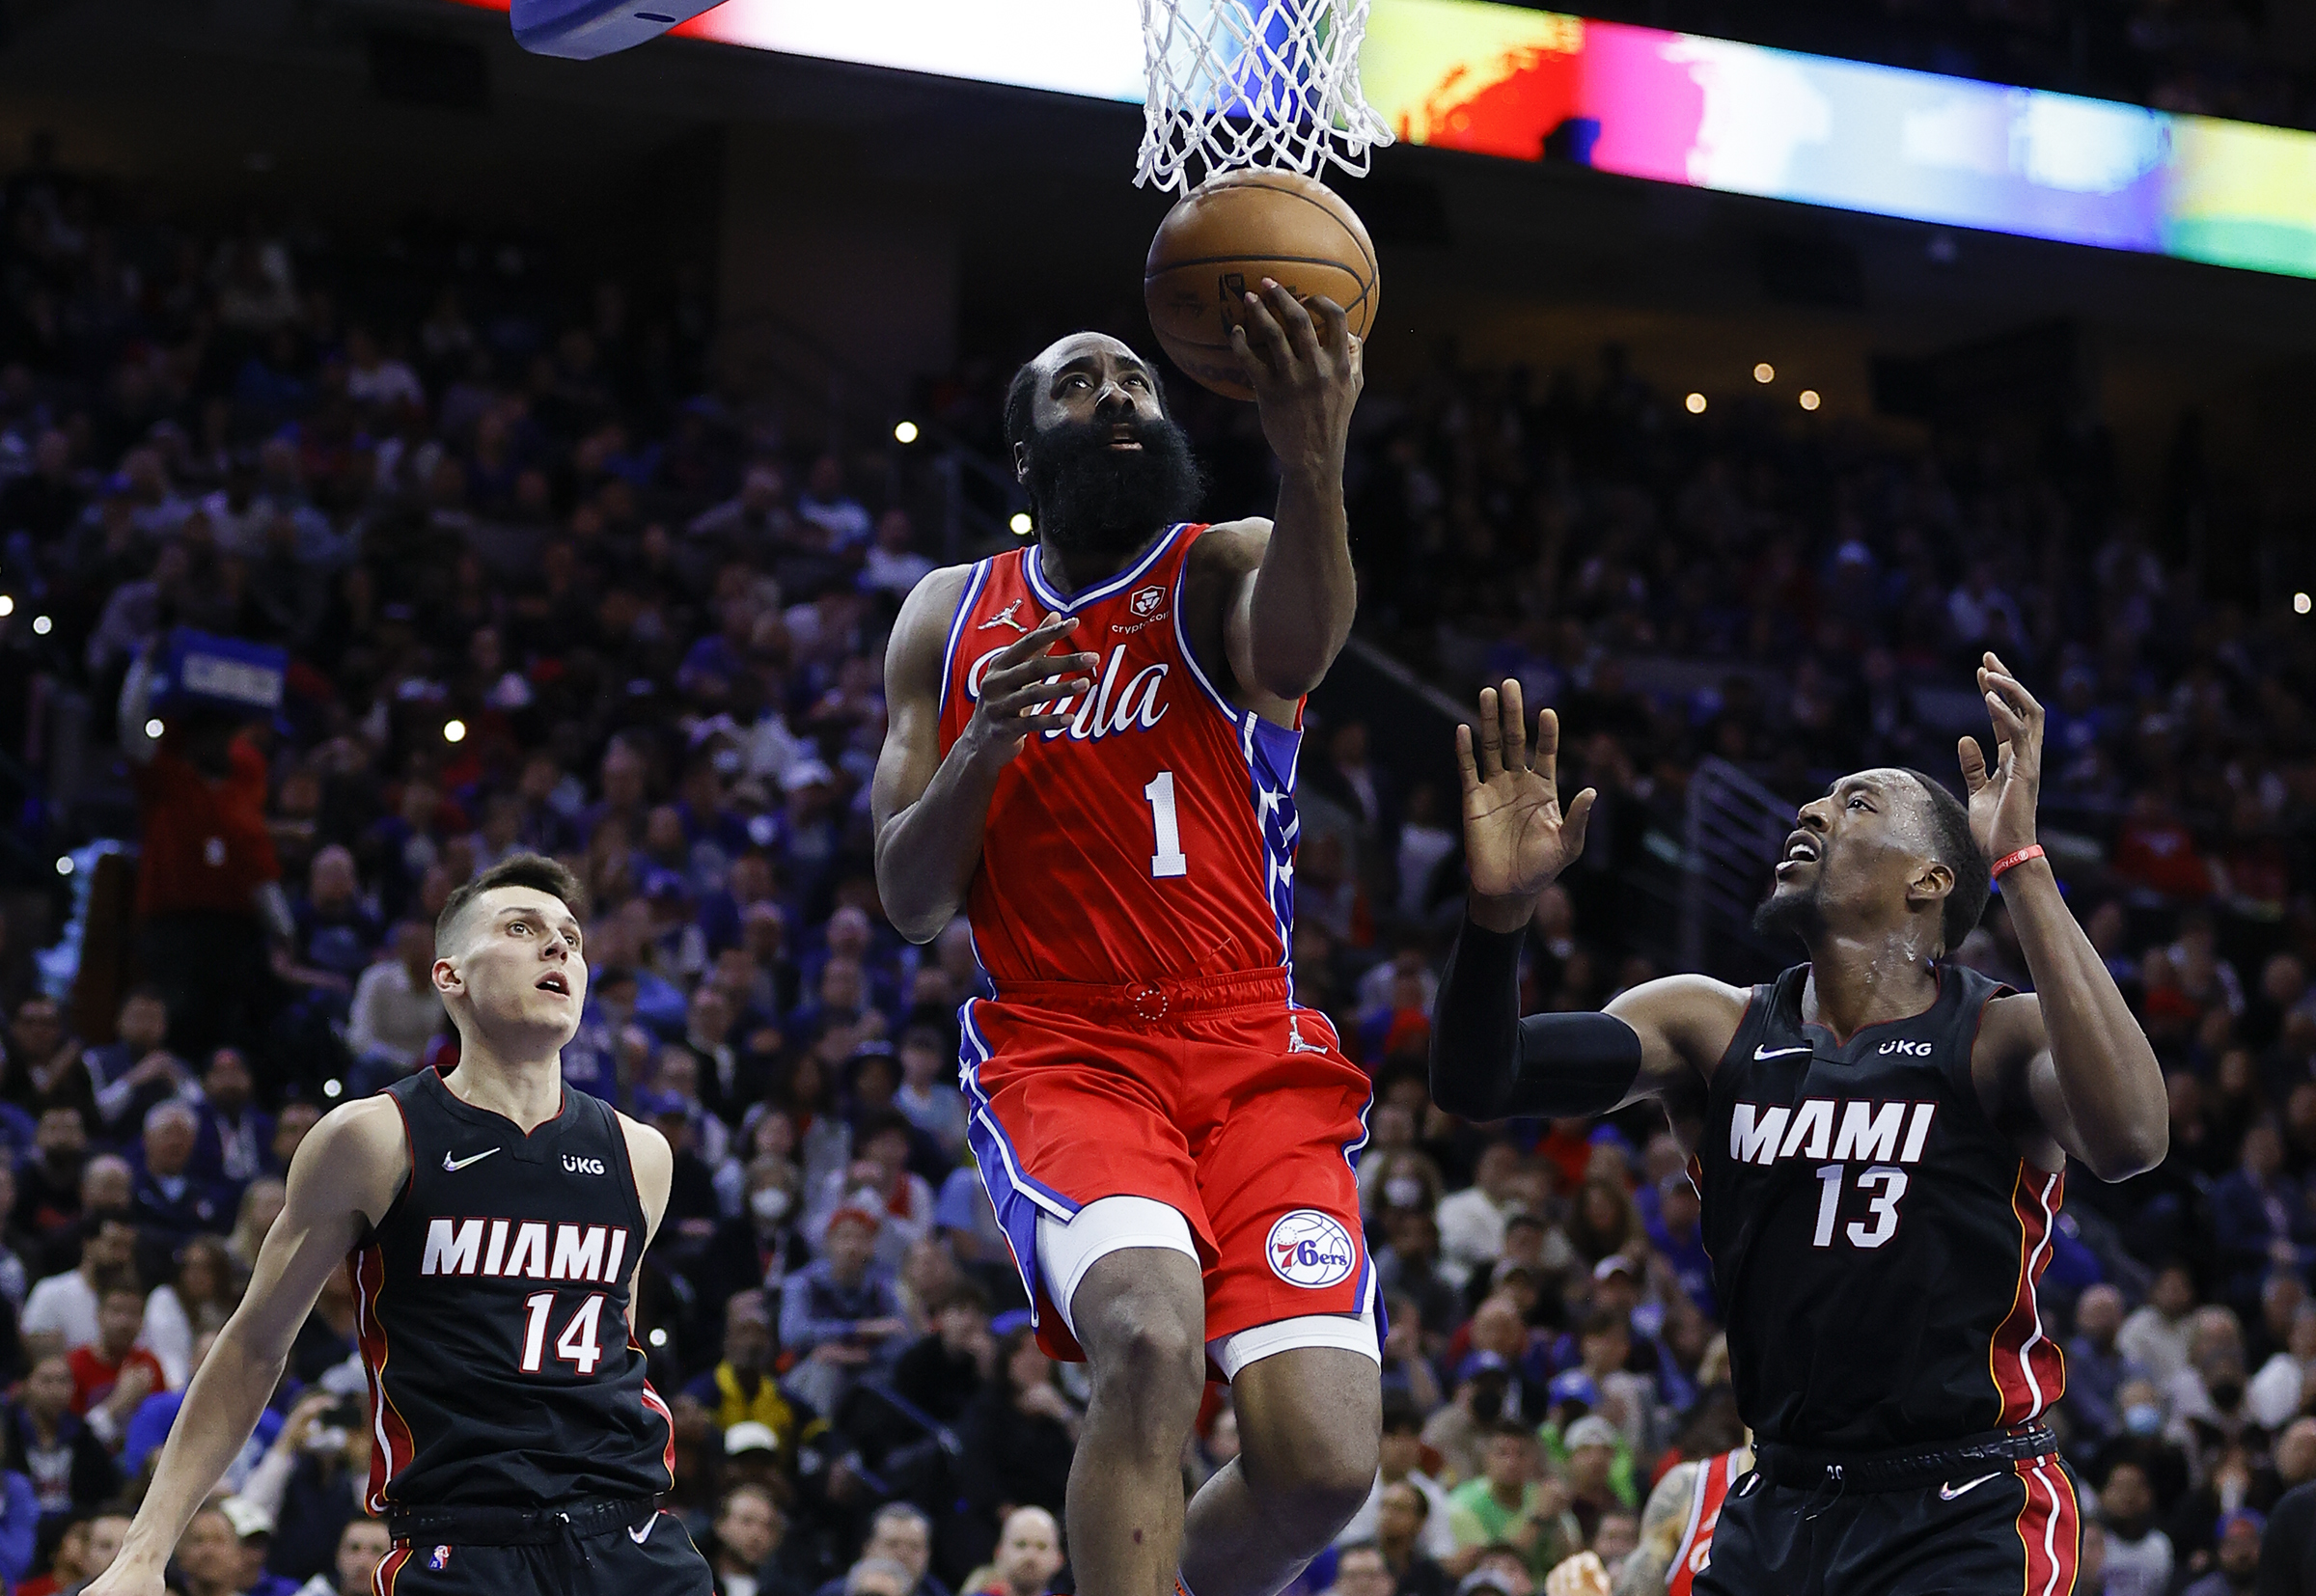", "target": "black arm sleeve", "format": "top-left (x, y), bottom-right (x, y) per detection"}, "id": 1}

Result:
top-left (1429, 915), bottom-right (1643, 1122)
